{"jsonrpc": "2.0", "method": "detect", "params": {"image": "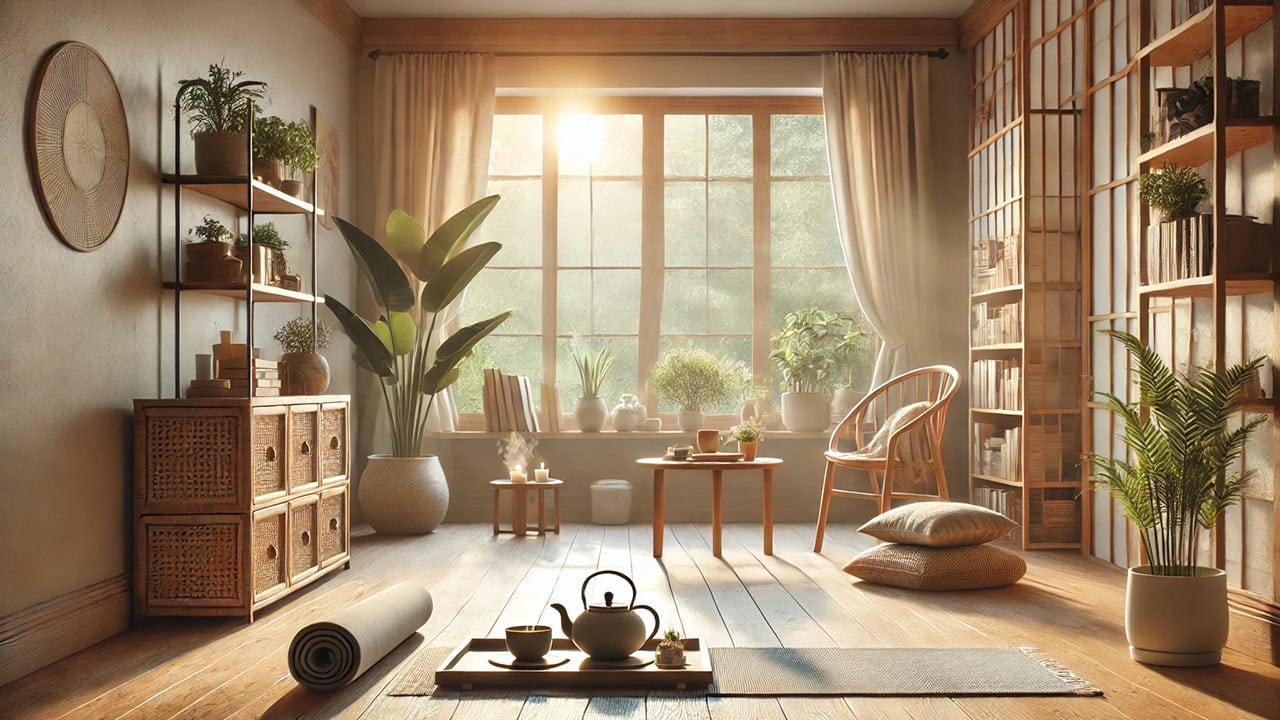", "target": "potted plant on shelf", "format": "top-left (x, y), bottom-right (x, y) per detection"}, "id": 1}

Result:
top-left (325, 196), bottom-right (510, 534)
top-left (1088, 330), bottom-right (1266, 667)
top-left (1138, 164), bottom-right (1209, 284)
top-left (770, 308), bottom-right (847, 432)
top-left (253, 115), bottom-right (320, 198)
top-left (236, 221), bottom-right (289, 285)
top-left (178, 63), bottom-right (266, 177)
top-left (726, 420), bottom-right (764, 461)
top-left (571, 343), bottom-right (614, 432)
top-left (185, 215), bottom-right (240, 283)
top-left (274, 316), bottom-right (333, 395)
top-left (648, 347), bottom-right (735, 431)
